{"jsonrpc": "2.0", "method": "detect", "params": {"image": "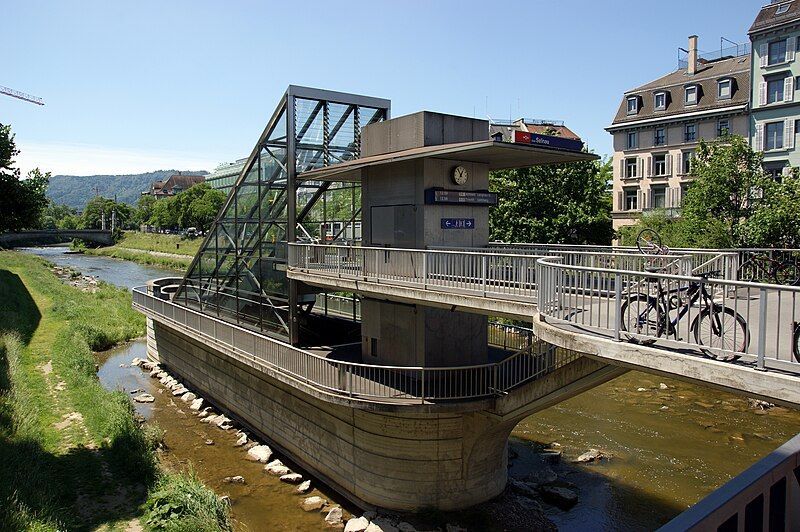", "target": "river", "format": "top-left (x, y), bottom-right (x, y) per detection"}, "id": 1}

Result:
top-left (19, 245), bottom-right (800, 531)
